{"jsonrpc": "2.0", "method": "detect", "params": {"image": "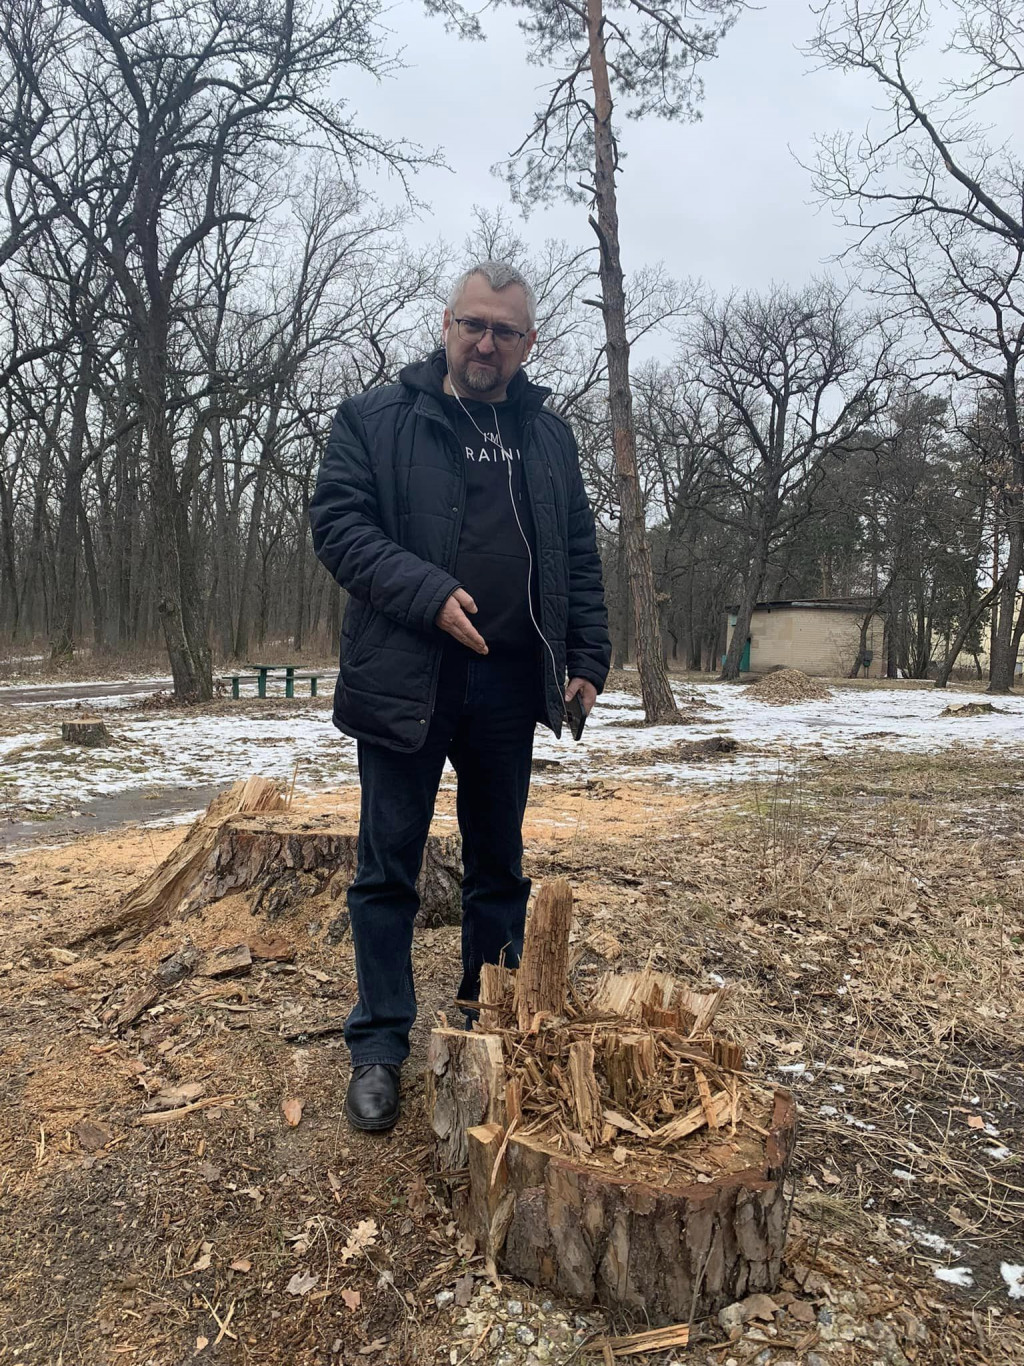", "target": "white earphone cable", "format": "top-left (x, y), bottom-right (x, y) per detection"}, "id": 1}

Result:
top-left (444, 344), bottom-right (564, 711)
